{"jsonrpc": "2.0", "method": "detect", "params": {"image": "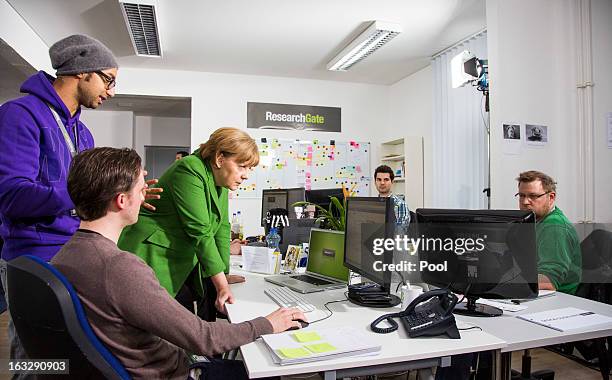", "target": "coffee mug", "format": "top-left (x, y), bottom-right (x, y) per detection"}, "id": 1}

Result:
top-left (400, 285), bottom-right (424, 309)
